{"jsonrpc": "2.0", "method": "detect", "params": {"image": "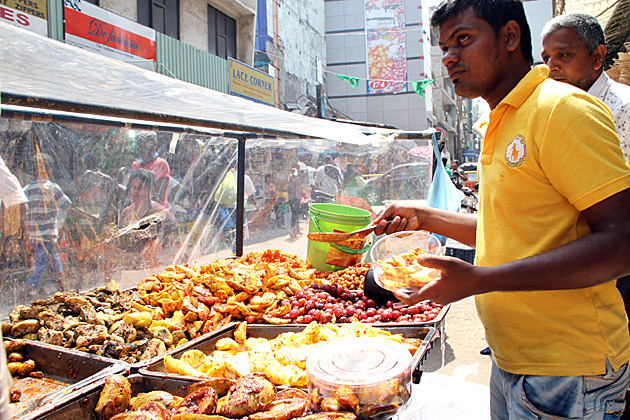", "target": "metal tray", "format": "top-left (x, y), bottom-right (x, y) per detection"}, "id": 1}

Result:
top-left (4, 339), bottom-right (126, 420)
top-left (30, 374), bottom-right (200, 420)
top-left (140, 323), bottom-right (435, 384)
